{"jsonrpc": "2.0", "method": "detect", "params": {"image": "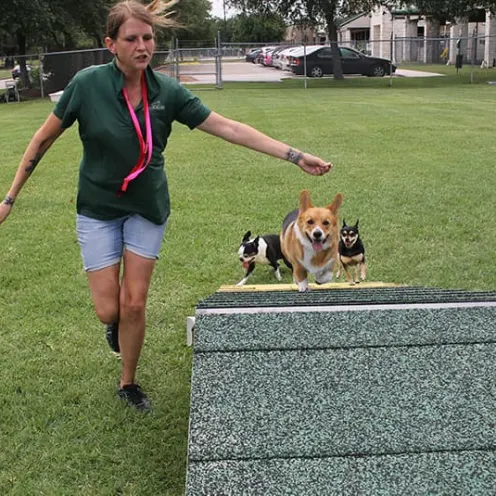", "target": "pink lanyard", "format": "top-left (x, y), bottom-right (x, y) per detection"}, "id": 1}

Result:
top-left (119, 72), bottom-right (153, 194)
